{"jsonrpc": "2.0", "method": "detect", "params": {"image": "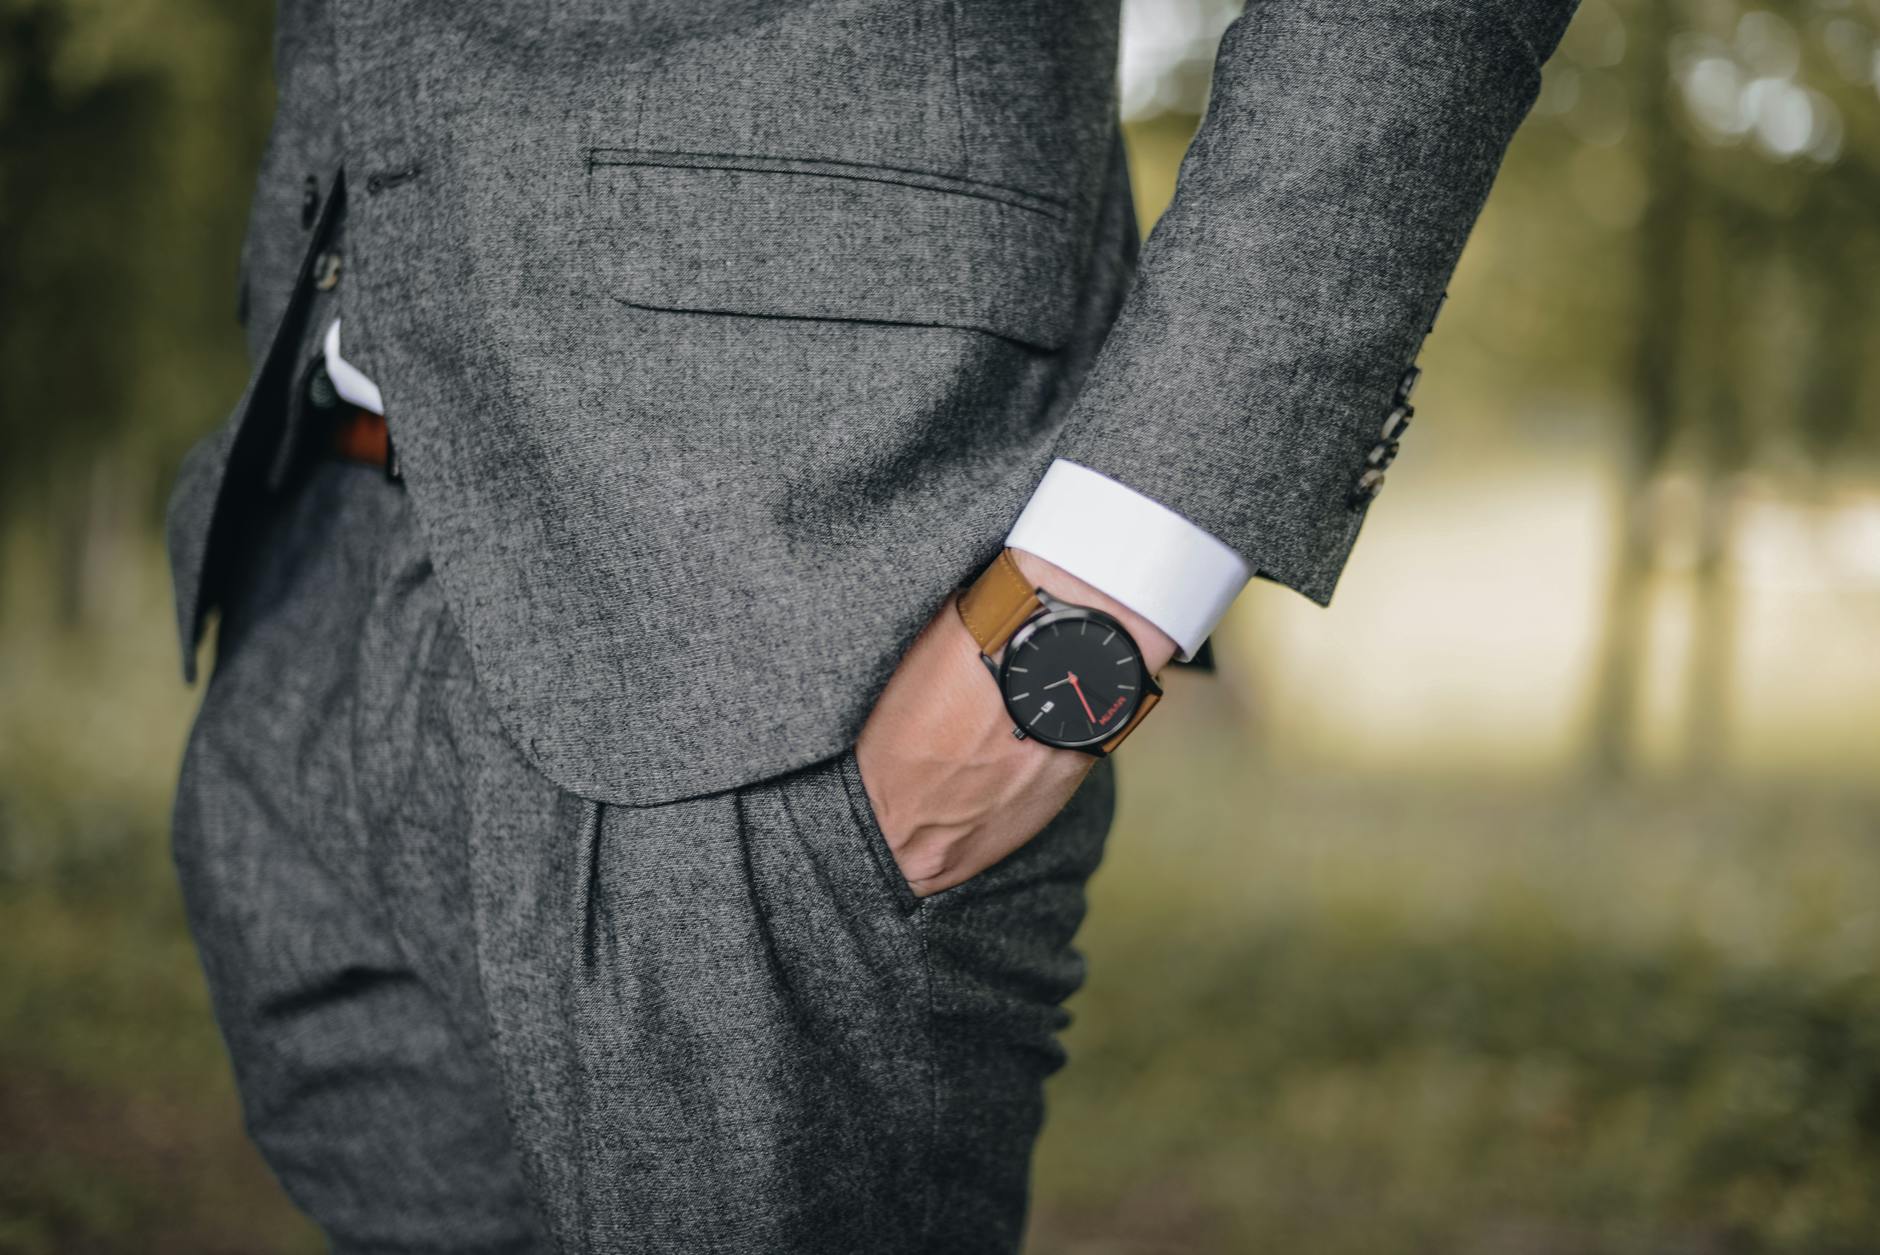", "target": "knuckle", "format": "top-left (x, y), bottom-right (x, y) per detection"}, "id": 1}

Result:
top-left (895, 845), bottom-right (957, 888)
